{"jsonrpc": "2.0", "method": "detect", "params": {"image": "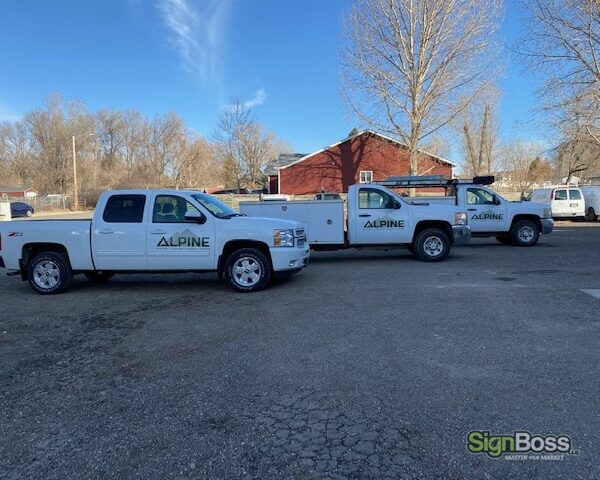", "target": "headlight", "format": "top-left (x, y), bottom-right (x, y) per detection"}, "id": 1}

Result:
top-left (273, 229), bottom-right (294, 247)
top-left (454, 212), bottom-right (467, 225)
top-left (543, 208), bottom-right (552, 219)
